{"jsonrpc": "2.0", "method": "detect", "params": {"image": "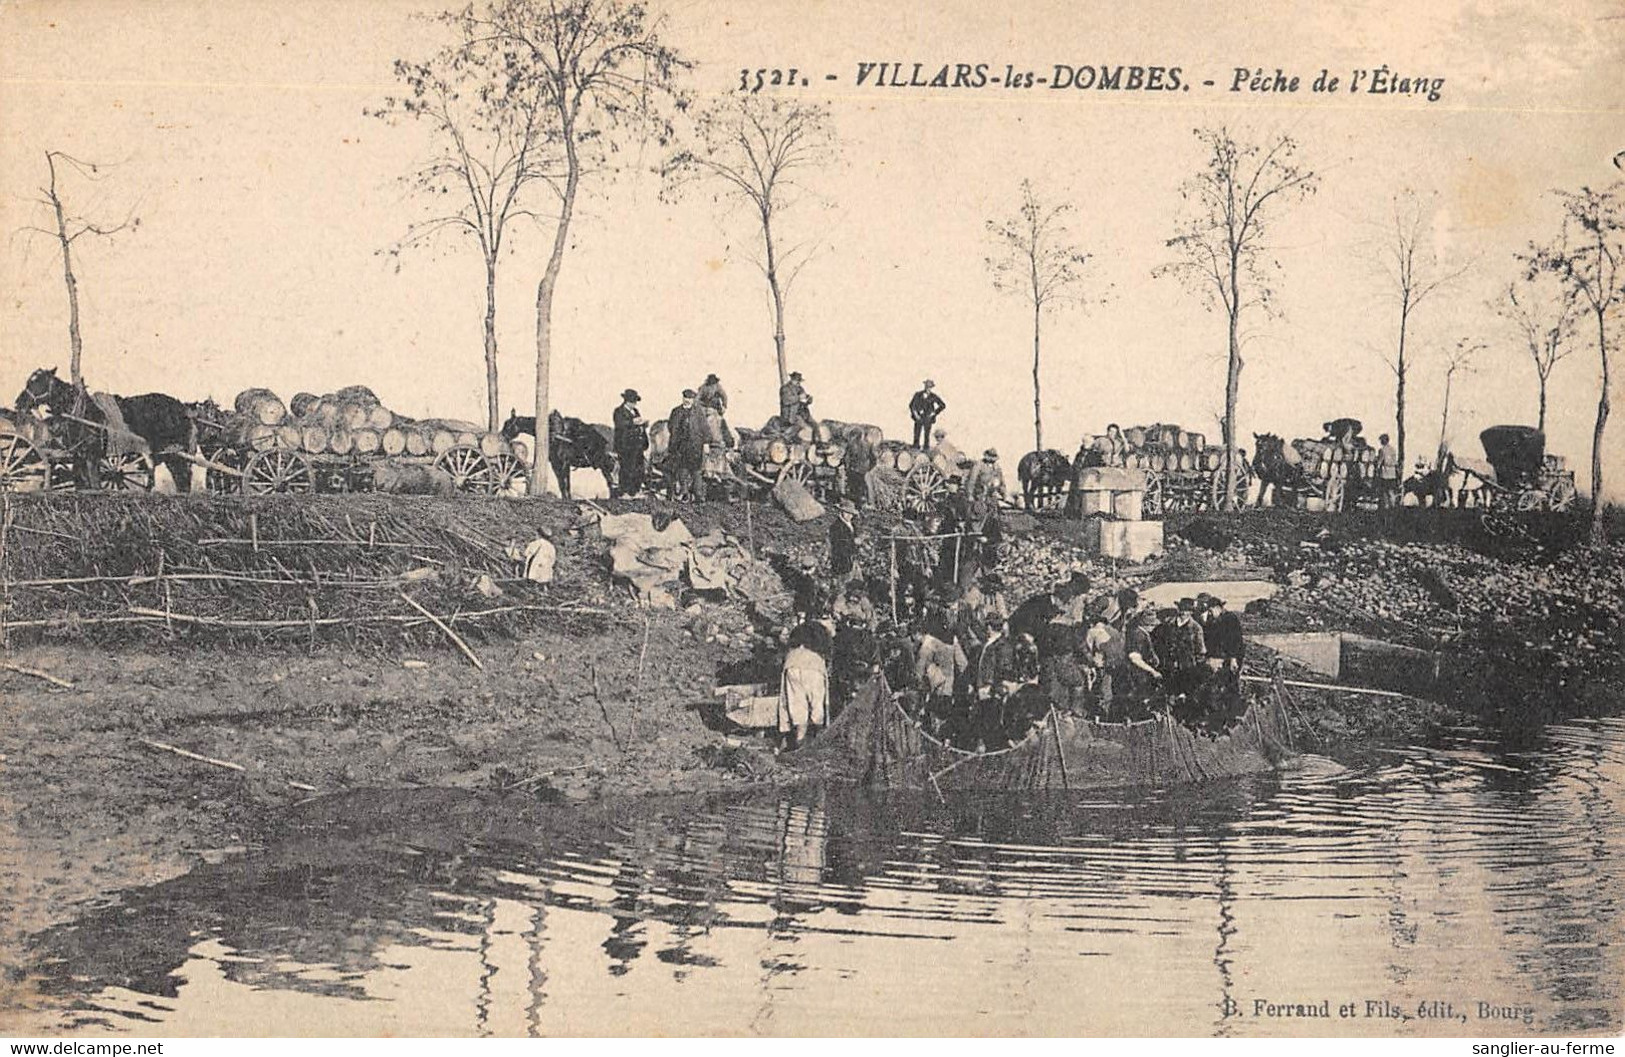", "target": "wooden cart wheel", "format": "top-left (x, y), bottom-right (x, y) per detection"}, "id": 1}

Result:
top-left (1547, 476), bottom-right (1577, 512)
top-left (243, 448), bottom-right (314, 494)
top-left (776, 460), bottom-right (813, 489)
top-left (99, 450), bottom-right (155, 491)
top-left (1209, 457), bottom-right (1252, 511)
top-left (1142, 471), bottom-right (1164, 517)
top-left (902, 461), bottom-right (950, 516)
top-left (202, 446), bottom-right (242, 494)
top-left (1516, 489), bottom-right (1545, 512)
top-left (0, 432), bottom-right (51, 492)
top-left (434, 445), bottom-right (491, 493)
top-left (483, 452), bottom-right (527, 496)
